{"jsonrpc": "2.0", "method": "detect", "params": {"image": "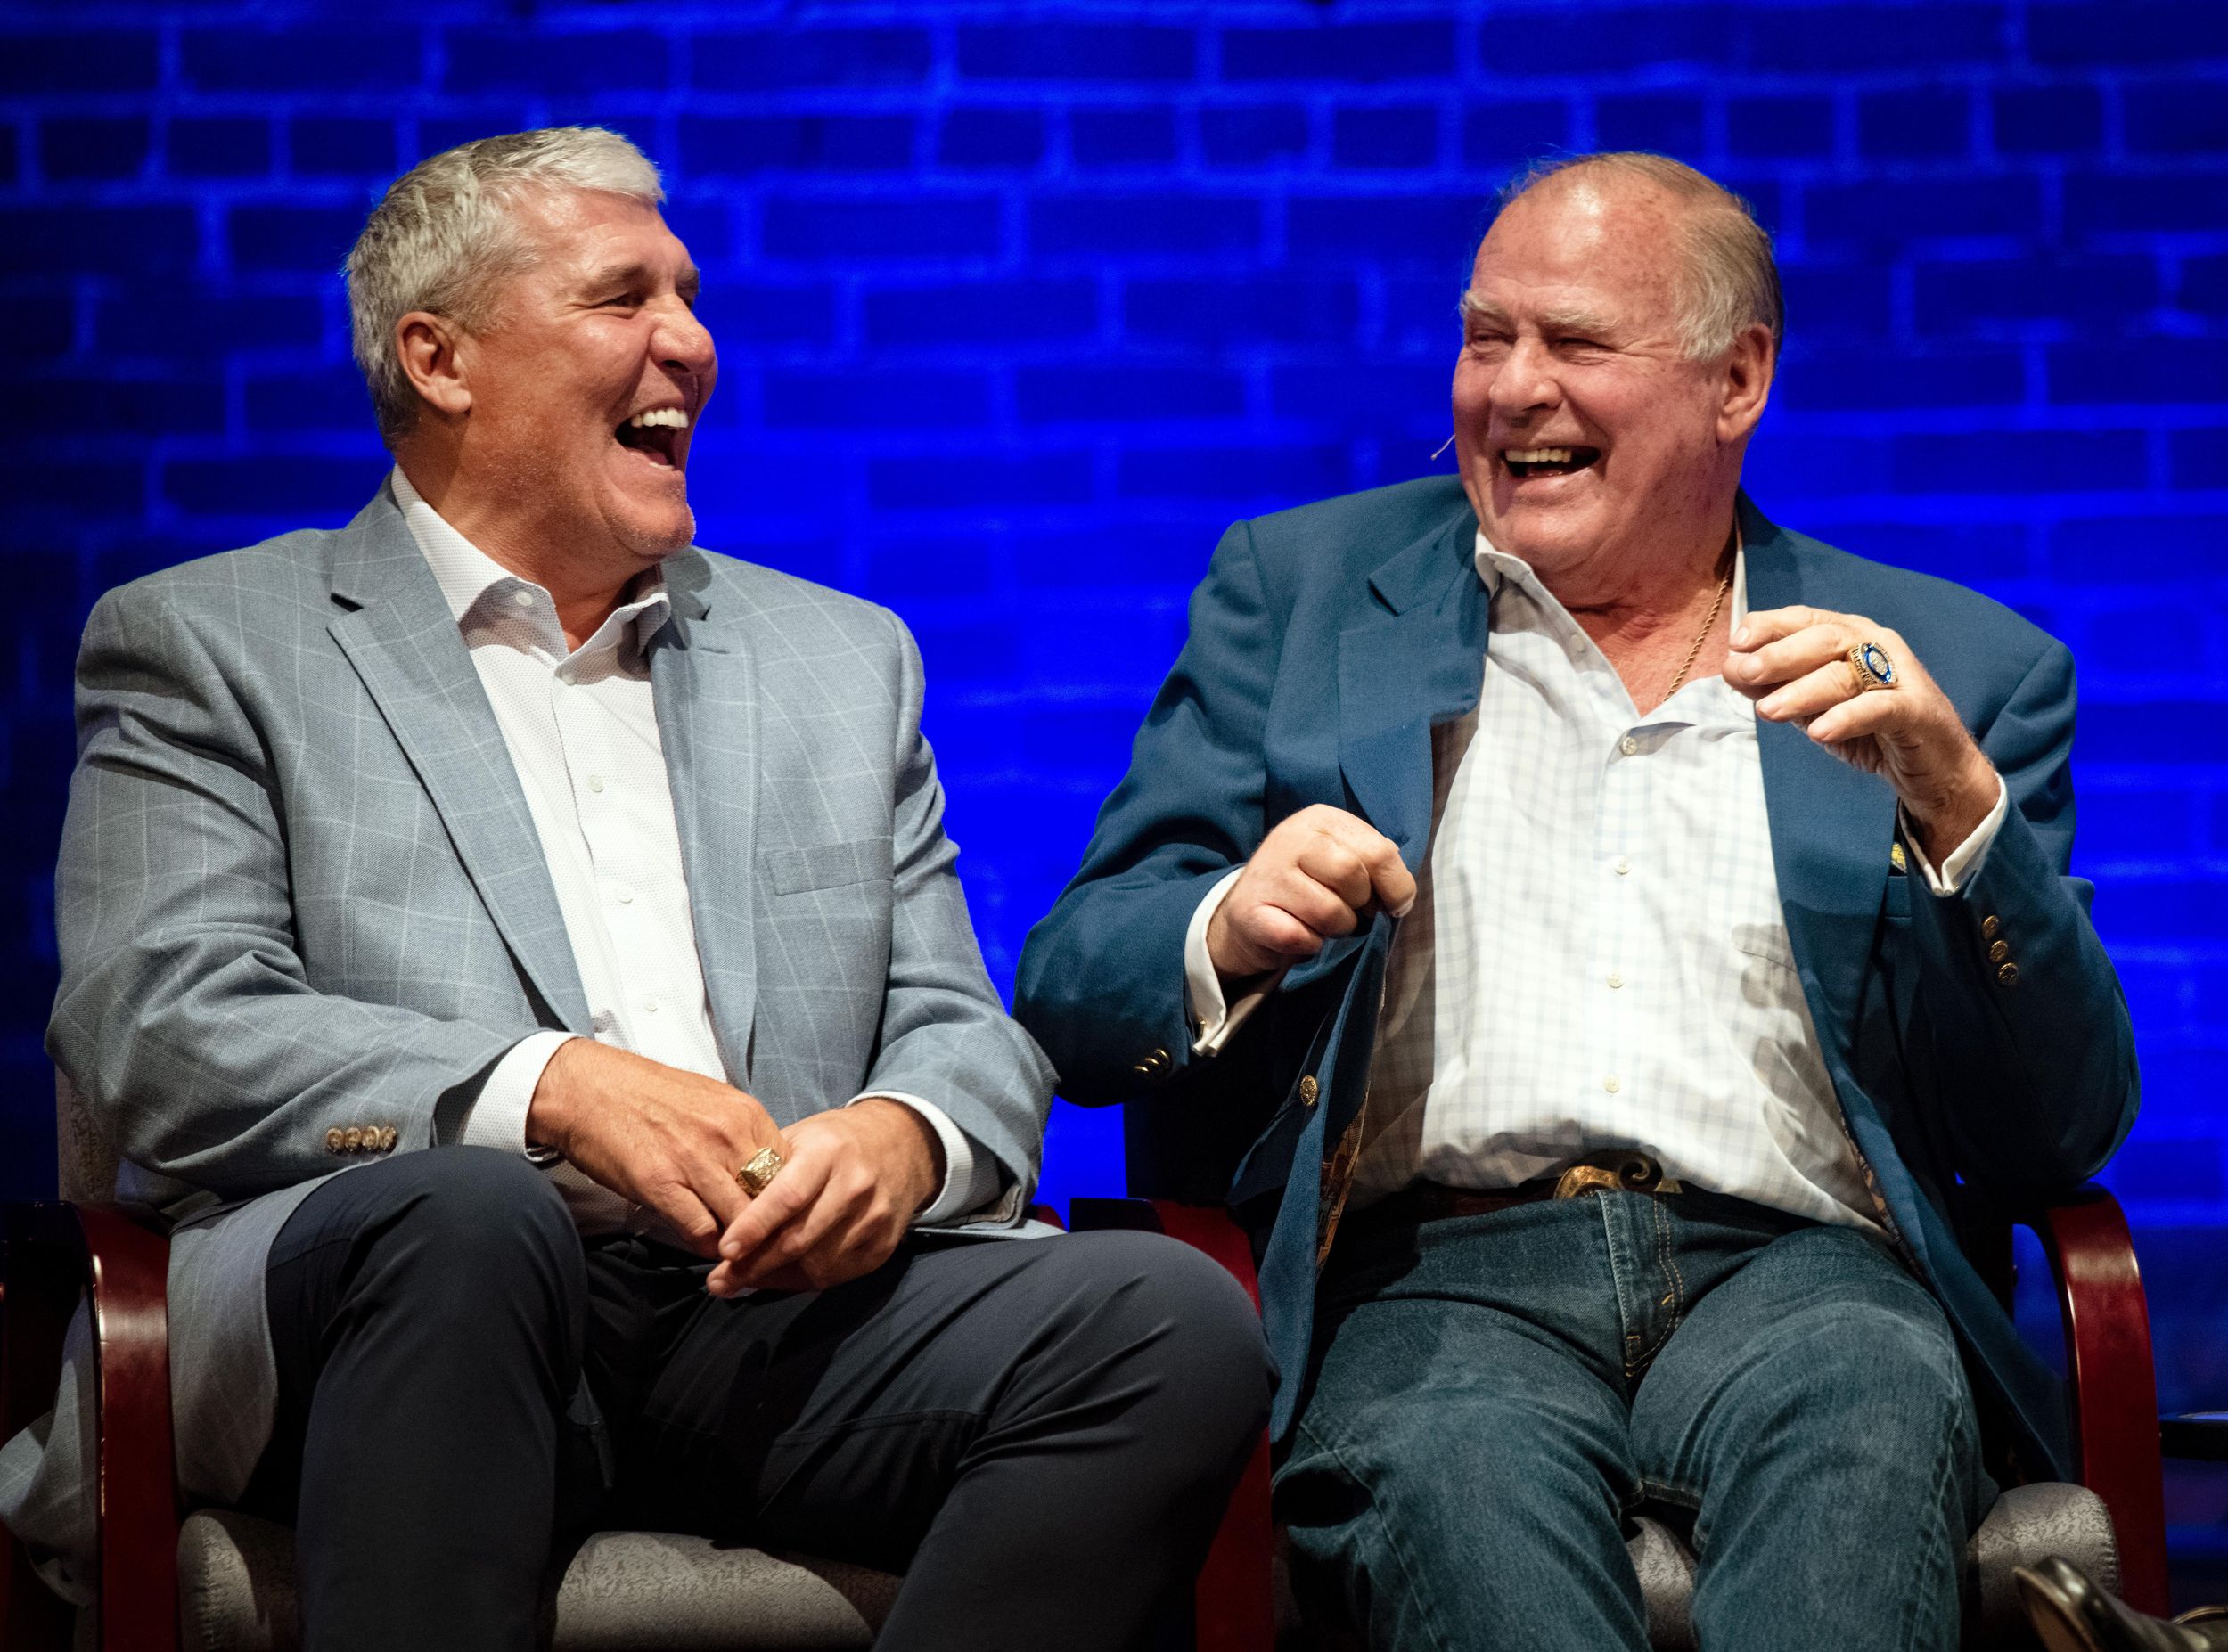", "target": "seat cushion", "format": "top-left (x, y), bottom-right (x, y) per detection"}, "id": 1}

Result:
top-left (178, 1509), bottom-right (902, 1650)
